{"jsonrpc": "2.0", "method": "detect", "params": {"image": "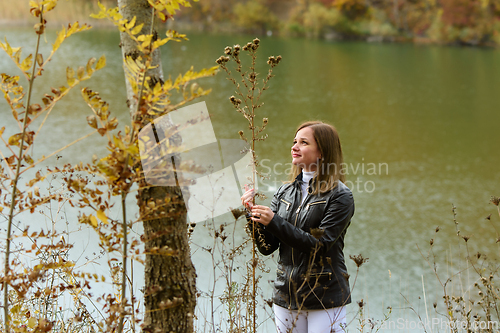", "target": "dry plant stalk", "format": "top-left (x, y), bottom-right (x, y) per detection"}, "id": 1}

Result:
top-left (415, 201), bottom-right (500, 333)
top-left (0, 1), bottom-right (105, 331)
top-left (216, 39), bottom-right (281, 333)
